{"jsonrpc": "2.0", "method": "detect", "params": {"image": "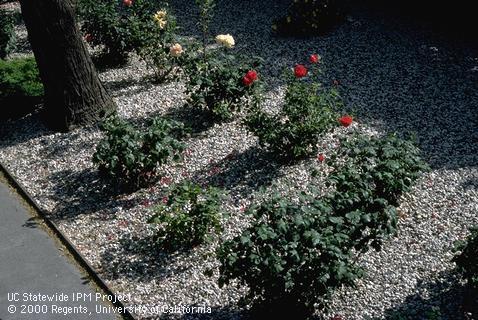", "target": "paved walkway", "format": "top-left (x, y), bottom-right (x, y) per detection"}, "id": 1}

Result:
top-left (0, 179), bottom-right (118, 320)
